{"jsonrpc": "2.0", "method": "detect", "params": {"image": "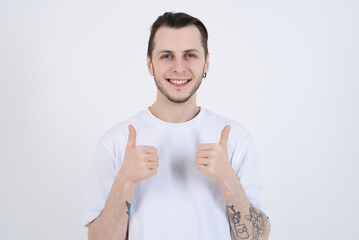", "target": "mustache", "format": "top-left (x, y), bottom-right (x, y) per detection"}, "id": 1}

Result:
top-left (164, 76), bottom-right (192, 79)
